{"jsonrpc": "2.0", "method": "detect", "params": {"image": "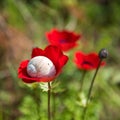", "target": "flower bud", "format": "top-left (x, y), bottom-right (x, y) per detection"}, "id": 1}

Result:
top-left (98, 48), bottom-right (108, 59)
top-left (27, 56), bottom-right (56, 78)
